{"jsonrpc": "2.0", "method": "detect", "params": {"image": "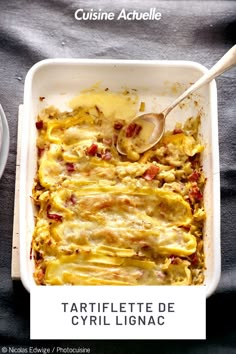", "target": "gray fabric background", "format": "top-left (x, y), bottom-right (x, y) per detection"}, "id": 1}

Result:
top-left (0, 0), bottom-right (235, 352)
